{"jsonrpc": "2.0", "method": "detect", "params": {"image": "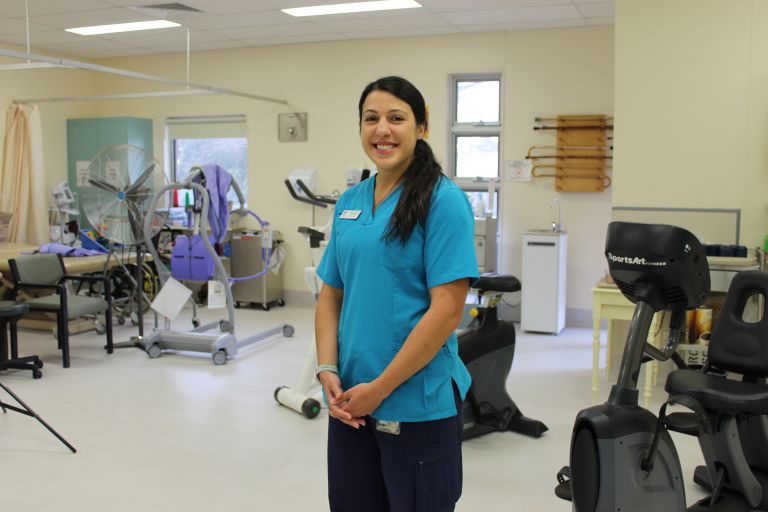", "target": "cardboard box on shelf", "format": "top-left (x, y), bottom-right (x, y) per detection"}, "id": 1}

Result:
top-left (676, 343), bottom-right (709, 367)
